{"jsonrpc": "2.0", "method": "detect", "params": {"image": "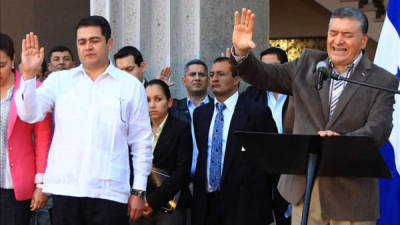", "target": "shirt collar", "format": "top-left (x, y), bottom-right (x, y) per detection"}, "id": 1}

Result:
top-left (329, 51), bottom-right (363, 74)
top-left (1, 87), bottom-right (14, 102)
top-left (187, 95), bottom-right (210, 108)
top-left (152, 114), bottom-right (169, 135)
top-left (214, 91), bottom-right (239, 113)
top-left (74, 61), bottom-right (119, 79)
